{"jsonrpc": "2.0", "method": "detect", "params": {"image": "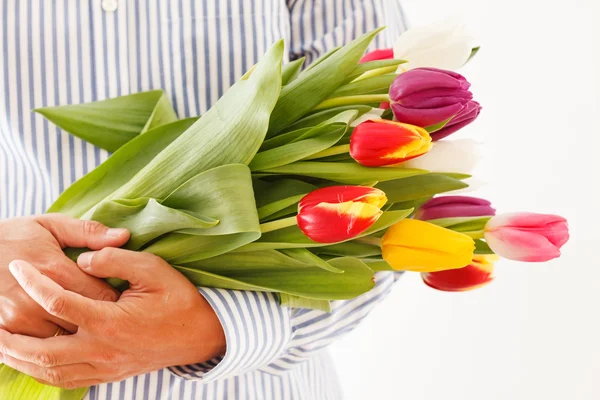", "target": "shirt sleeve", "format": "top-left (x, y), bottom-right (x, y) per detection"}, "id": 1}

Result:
top-left (167, 271), bottom-right (403, 381)
top-left (167, 0), bottom-right (408, 382)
